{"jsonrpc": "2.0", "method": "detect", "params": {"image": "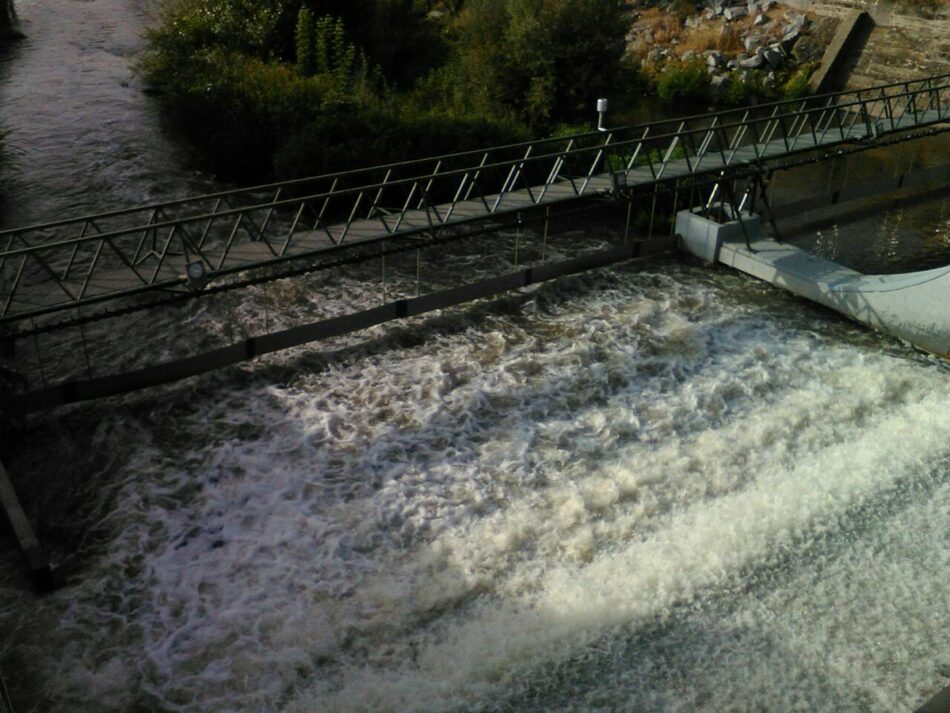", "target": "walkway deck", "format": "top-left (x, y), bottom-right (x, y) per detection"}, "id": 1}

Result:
top-left (1, 75), bottom-right (947, 328)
